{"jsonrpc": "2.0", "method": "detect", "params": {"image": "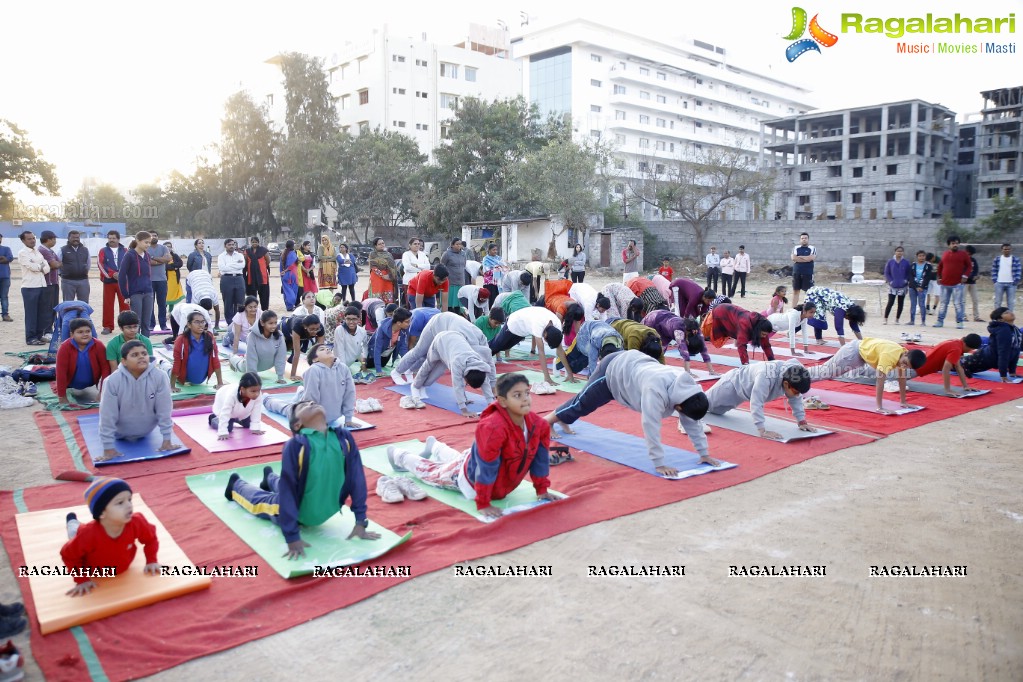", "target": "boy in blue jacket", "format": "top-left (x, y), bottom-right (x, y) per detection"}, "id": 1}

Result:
top-left (225, 400), bottom-right (379, 558)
